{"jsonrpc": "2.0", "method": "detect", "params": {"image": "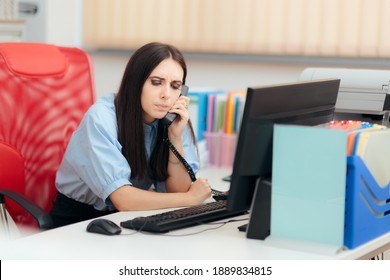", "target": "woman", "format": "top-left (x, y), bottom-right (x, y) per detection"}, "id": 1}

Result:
top-left (50, 42), bottom-right (211, 227)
